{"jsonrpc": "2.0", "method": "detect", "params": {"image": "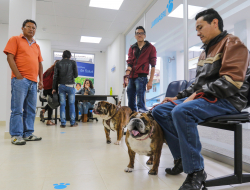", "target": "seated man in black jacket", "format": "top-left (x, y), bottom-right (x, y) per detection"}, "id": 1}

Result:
top-left (52, 50), bottom-right (78, 128)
